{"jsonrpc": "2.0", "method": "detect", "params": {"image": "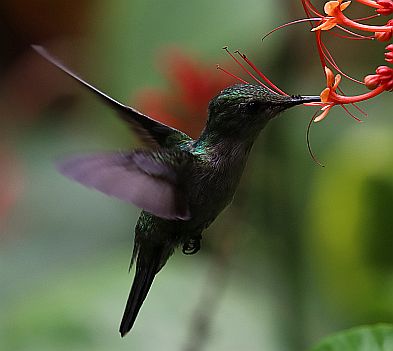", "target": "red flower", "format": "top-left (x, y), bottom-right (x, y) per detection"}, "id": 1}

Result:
top-left (311, 0), bottom-right (352, 31)
top-left (314, 67), bottom-right (342, 122)
top-left (297, 0), bottom-right (393, 122)
top-left (306, 0), bottom-right (393, 37)
top-left (134, 49), bottom-right (234, 139)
